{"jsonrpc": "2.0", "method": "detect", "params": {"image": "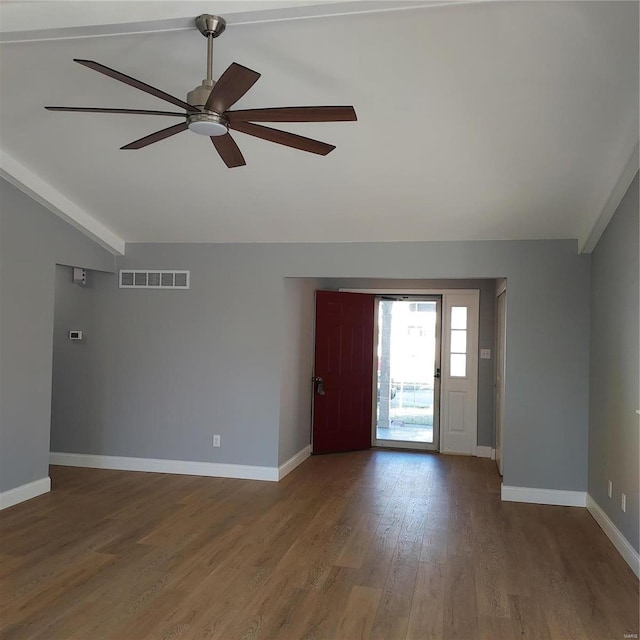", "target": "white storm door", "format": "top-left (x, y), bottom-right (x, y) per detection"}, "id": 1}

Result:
top-left (440, 291), bottom-right (479, 455)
